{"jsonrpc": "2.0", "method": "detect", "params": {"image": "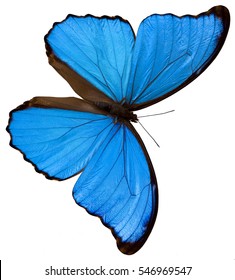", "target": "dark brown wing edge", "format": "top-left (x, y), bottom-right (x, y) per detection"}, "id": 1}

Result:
top-left (44, 49), bottom-right (116, 105)
top-left (6, 97), bottom-right (110, 181)
top-left (117, 121), bottom-right (158, 254)
top-left (130, 5), bottom-right (230, 111)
